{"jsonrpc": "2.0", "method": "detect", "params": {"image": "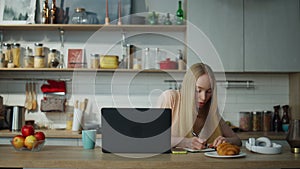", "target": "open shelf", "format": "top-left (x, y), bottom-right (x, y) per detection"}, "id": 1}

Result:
top-left (0, 24), bottom-right (186, 32)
